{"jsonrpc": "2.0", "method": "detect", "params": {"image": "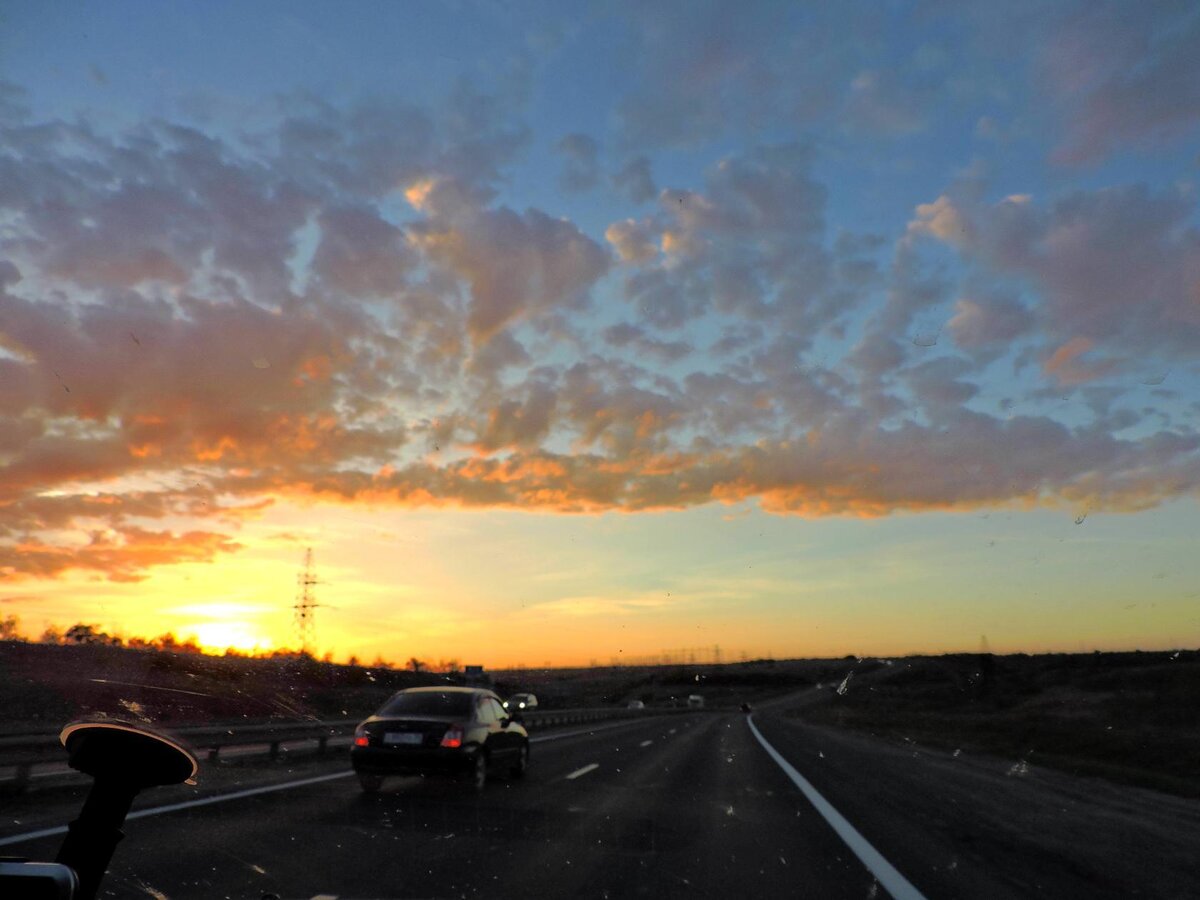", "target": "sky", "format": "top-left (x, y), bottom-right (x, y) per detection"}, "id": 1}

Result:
top-left (1, 1), bottom-right (1198, 666)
